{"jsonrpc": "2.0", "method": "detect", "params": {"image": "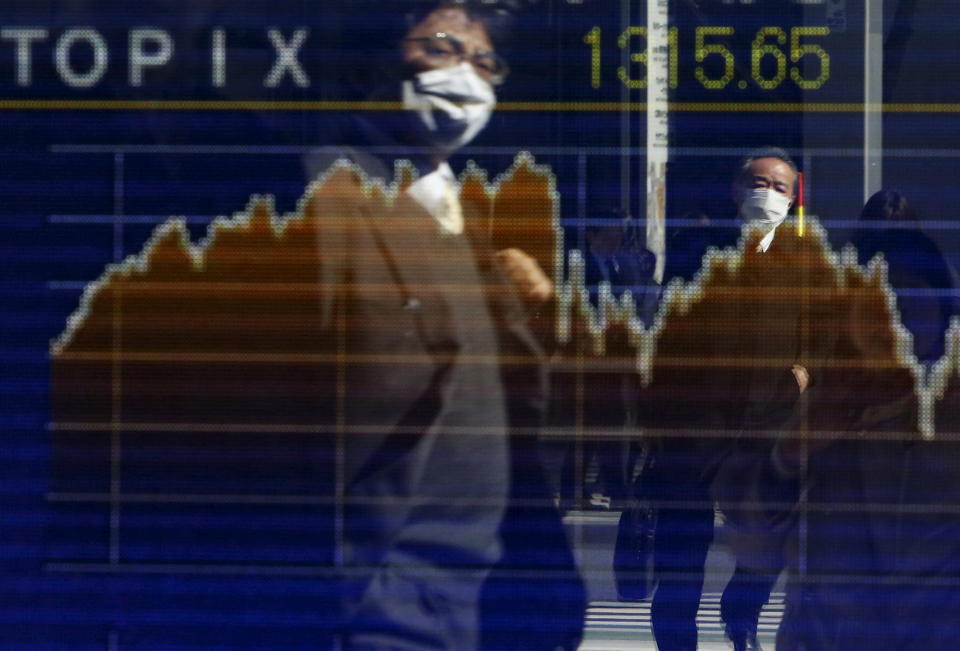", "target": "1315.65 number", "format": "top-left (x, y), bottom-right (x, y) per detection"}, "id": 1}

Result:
top-left (583, 25), bottom-right (830, 91)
